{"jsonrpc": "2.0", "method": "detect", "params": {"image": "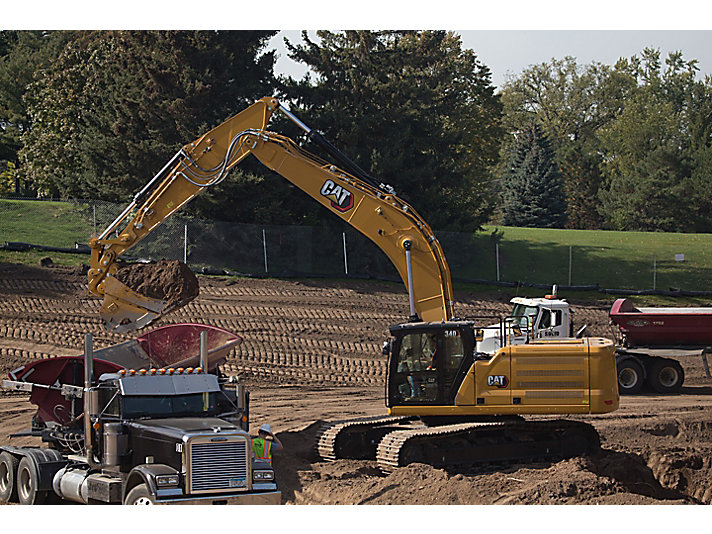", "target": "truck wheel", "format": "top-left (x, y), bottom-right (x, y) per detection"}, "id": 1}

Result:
top-left (617, 359), bottom-right (645, 394)
top-left (648, 358), bottom-right (684, 394)
top-left (0, 451), bottom-right (19, 503)
top-left (16, 457), bottom-right (46, 505)
top-left (124, 483), bottom-right (155, 505)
